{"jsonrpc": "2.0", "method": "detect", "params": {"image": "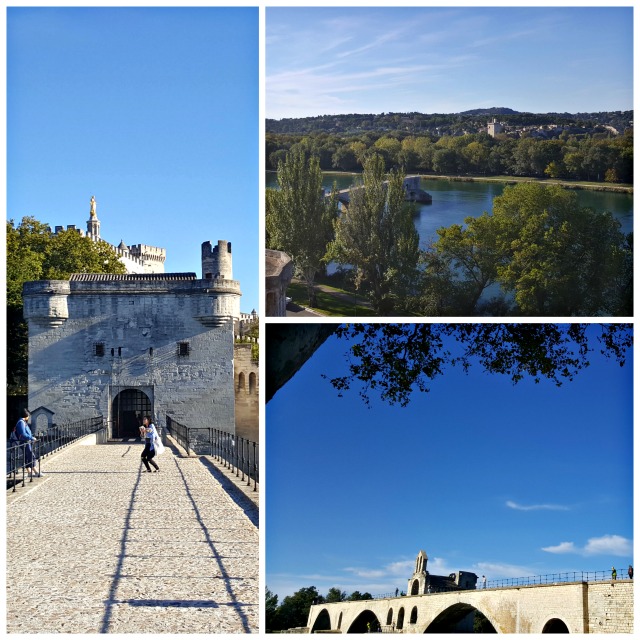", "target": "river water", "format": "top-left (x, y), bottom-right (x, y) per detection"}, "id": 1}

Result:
top-left (266, 172), bottom-right (633, 251)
